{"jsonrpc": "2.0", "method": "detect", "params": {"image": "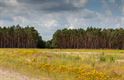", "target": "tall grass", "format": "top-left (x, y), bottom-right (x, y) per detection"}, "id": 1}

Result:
top-left (0, 49), bottom-right (124, 80)
top-left (98, 52), bottom-right (117, 63)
